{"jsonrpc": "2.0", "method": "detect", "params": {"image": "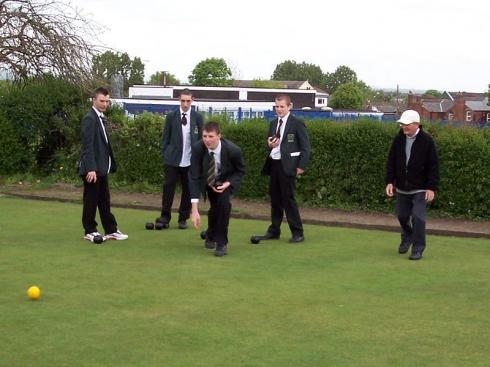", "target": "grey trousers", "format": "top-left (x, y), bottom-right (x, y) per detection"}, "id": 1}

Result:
top-left (396, 192), bottom-right (427, 253)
